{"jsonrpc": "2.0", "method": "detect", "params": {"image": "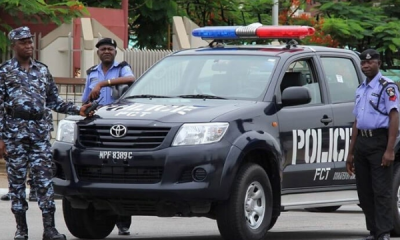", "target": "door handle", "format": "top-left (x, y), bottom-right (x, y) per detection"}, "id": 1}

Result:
top-left (321, 115), bottom-right (332, 125)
